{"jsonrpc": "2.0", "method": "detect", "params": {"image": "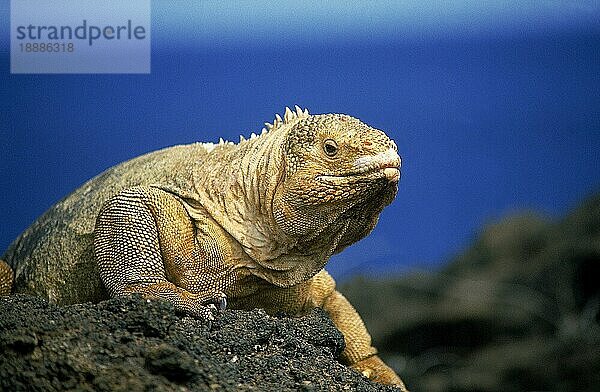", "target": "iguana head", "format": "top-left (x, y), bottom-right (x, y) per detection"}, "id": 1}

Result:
top-left (273, 111), bottom-right (401, 251)
top-left (191, 106), bottom-right (400, 281)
